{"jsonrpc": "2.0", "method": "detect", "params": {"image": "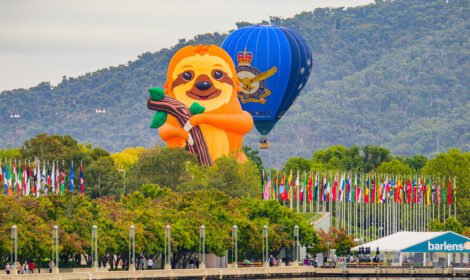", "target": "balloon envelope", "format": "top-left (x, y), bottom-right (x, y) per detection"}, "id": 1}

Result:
top-left (221, 25), bottom-right (312, 135)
